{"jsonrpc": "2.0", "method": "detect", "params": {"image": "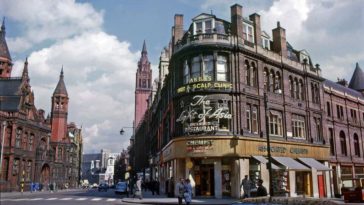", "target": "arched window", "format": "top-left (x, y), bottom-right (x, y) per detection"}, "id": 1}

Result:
top-left (264, 68), bottom-right (269, 91)
top-left (245, 60), bottom-right (250, 85)
top-left (251, 63), bottom-right (257, 87)
top-left (340, 131), bottom-right (347, 156)
top-left (275, 71), bottom-right (281, 91)
top-left (15, 128), bottom-right (22, 148)
top-left (329, 128), bottom-right (335, 156)
top-left (326, 102), bottom-right (331, 117)
top-left (299, 79), bottom-right (304, 100)
top-left (311, 83), bottom-right (315, 102)
top-left (269, 70), bottom-right (275, 92)
top-left (354, 133), bottom-right (360, 157)
top-left (289, 76), bottom-right (294, 97)
top-left (294, 78), bottom-right (299, 99)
